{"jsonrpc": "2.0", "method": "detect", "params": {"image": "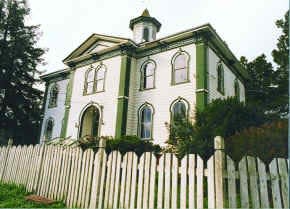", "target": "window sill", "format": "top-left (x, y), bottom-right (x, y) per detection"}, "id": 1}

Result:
top-left (171, 80), bottom-right (190, 86)
top-left (139, 87), bottom-right (156, 92)
top-left (83, 90), bottom-right (105, 96)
